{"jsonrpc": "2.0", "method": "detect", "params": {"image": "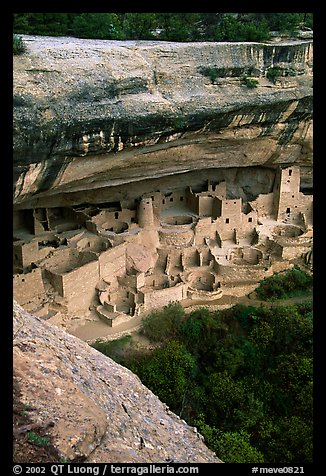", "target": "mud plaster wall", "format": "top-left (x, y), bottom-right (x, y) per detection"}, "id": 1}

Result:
top-left (198, 196), bottom-right (214, 217)
top-left (13, 268), bottom-right (44, 305)
top-left (273, 166), bottom-right (300, 220)
top-left (186, 188), bottom-right (199, 214)
top-left (119, 272), bottom-right (145, 289)
top-left (44, 268), bottom-right (64, 296)
top-left (215, 262), bottom-right (272, 283)
top-left (221, 198), bottom-right (242, 220)
top-left (62, 259), bottom-right (99, 312)
top-left (39, 247), bottom-right (76, 272)
top-left (90, 209), bottom-right (136, 227)
top-left (194, 218), bottom-right (216, 245)
top-left (214, 218), bottom-right (235, 241)
top-left (281, 244), bottom-right (312, 260)
top-left (183, 248), bottom-right (200, 268)
top-left (166, 250), bottom-right (182, 274)
top-left (15, 240), bottom-right (39, 269)
top-left (142, 283), bottom-right (187, 310)
top-left (251, 193), bottom-right (275, 218)
top-left (158, 229), bottom-right (194, 247)
top-left (277, 192), bottom-right (312, 222)
top-left (13, 243), bottom-right (23, 271)
top-left (160, 190), bottom-right (187, 211)
top-left (98, 243), bottom-right (127, 281)
top-left (138, 199), bottom-right (154, 228)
